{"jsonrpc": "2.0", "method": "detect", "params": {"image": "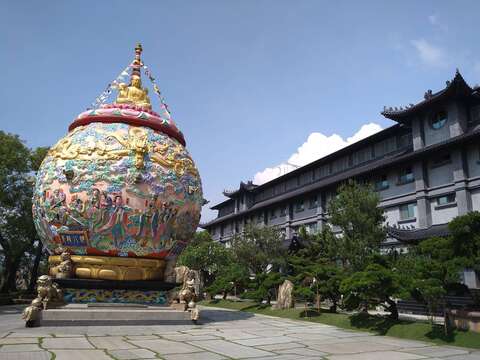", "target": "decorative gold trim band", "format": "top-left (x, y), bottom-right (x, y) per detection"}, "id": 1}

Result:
top-left (48, 255), bottom-right (165, 281)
